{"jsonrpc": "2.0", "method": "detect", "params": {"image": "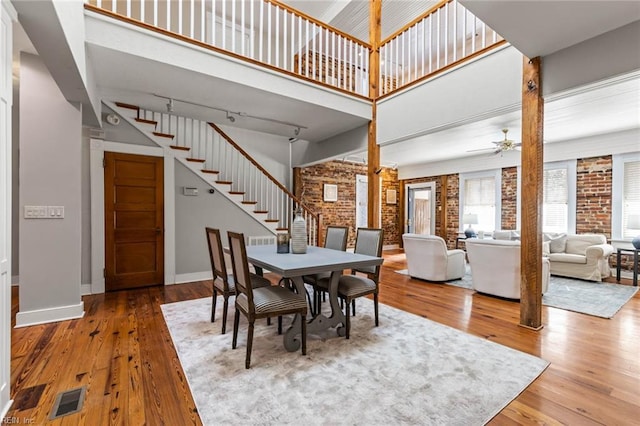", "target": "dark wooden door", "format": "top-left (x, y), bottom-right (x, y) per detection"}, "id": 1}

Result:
top-left (105, 152), bottom-right (164, 291)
